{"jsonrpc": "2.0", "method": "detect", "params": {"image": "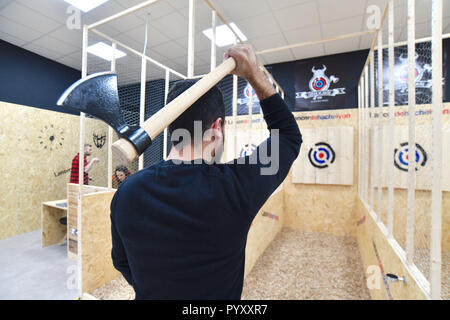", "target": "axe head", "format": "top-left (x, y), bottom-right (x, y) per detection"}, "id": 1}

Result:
top-left (57, 72), bottom-right (151, 155)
